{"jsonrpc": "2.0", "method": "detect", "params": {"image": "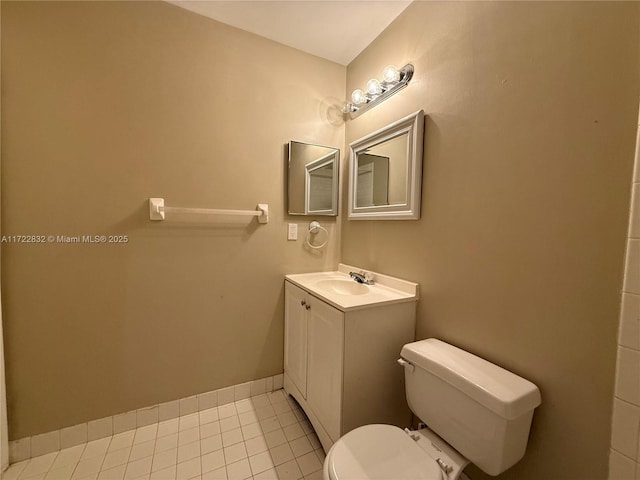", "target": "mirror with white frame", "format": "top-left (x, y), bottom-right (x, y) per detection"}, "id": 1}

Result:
top-left (288, 141), bottom-right (339, 216)
top-left (348, 110), bottom-right (424, 220)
